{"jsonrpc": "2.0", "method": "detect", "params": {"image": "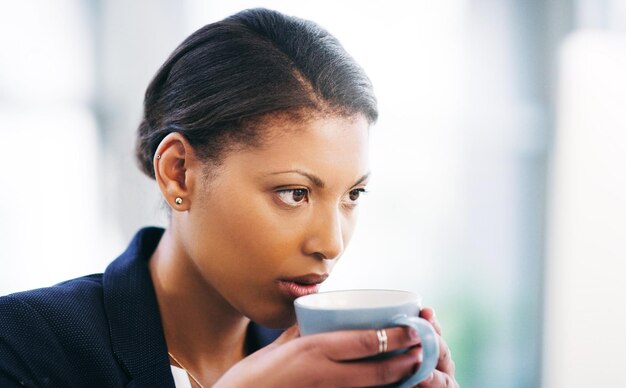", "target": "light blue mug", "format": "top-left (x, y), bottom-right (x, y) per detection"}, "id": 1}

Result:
top-left (294, 289), bottom-right (439, 387)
